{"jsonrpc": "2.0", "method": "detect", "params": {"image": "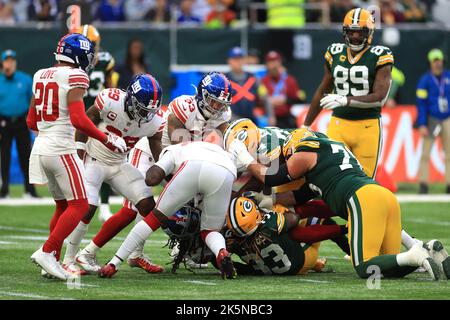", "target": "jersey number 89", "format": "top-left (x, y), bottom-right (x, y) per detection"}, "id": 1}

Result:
top-left (333, 65), bottom-right (369, 96)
